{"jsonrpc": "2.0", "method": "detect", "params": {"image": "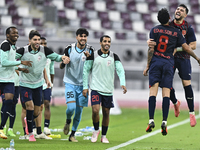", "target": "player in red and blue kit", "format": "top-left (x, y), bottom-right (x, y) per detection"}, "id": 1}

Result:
top-left (143, 8), bottom-right (200, 136)
top-left (169, 4), bottom-right (197, 127)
